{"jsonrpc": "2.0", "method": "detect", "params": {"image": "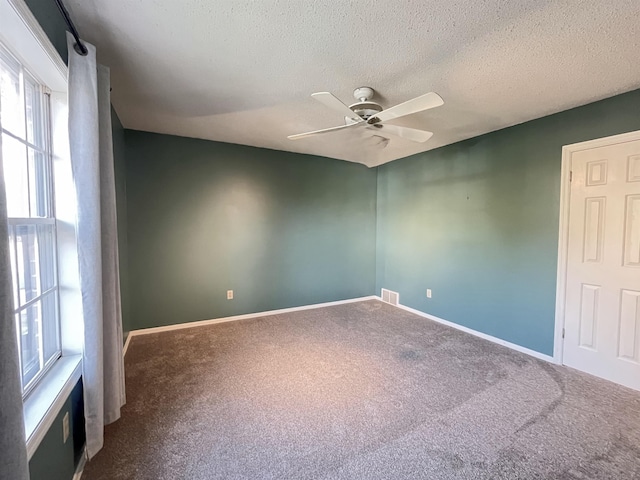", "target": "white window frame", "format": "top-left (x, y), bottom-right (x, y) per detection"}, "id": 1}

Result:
top-left (2, 43), bottom-right (62, 397)
top-left (1, 0), bottom-right (84, 459)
